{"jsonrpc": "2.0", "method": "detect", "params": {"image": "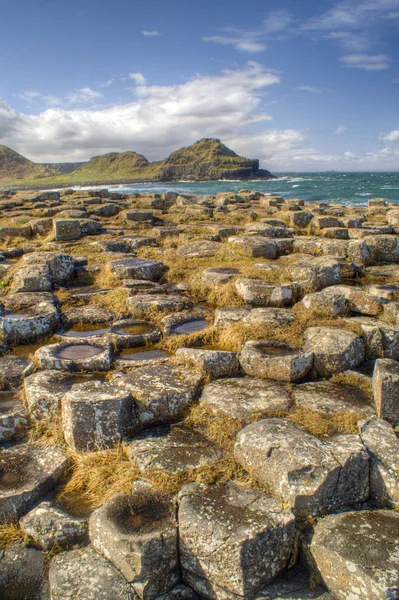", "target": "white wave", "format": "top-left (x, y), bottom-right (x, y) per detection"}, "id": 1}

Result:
top-left (292, 184), bottom-right (300, 188)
